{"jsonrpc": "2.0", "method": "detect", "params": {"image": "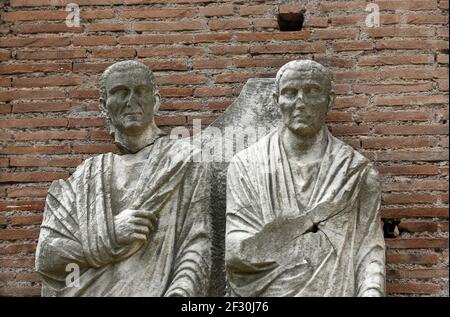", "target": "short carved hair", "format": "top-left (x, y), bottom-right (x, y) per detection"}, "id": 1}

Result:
top-left (274, 60), bottom-right (333, 95)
